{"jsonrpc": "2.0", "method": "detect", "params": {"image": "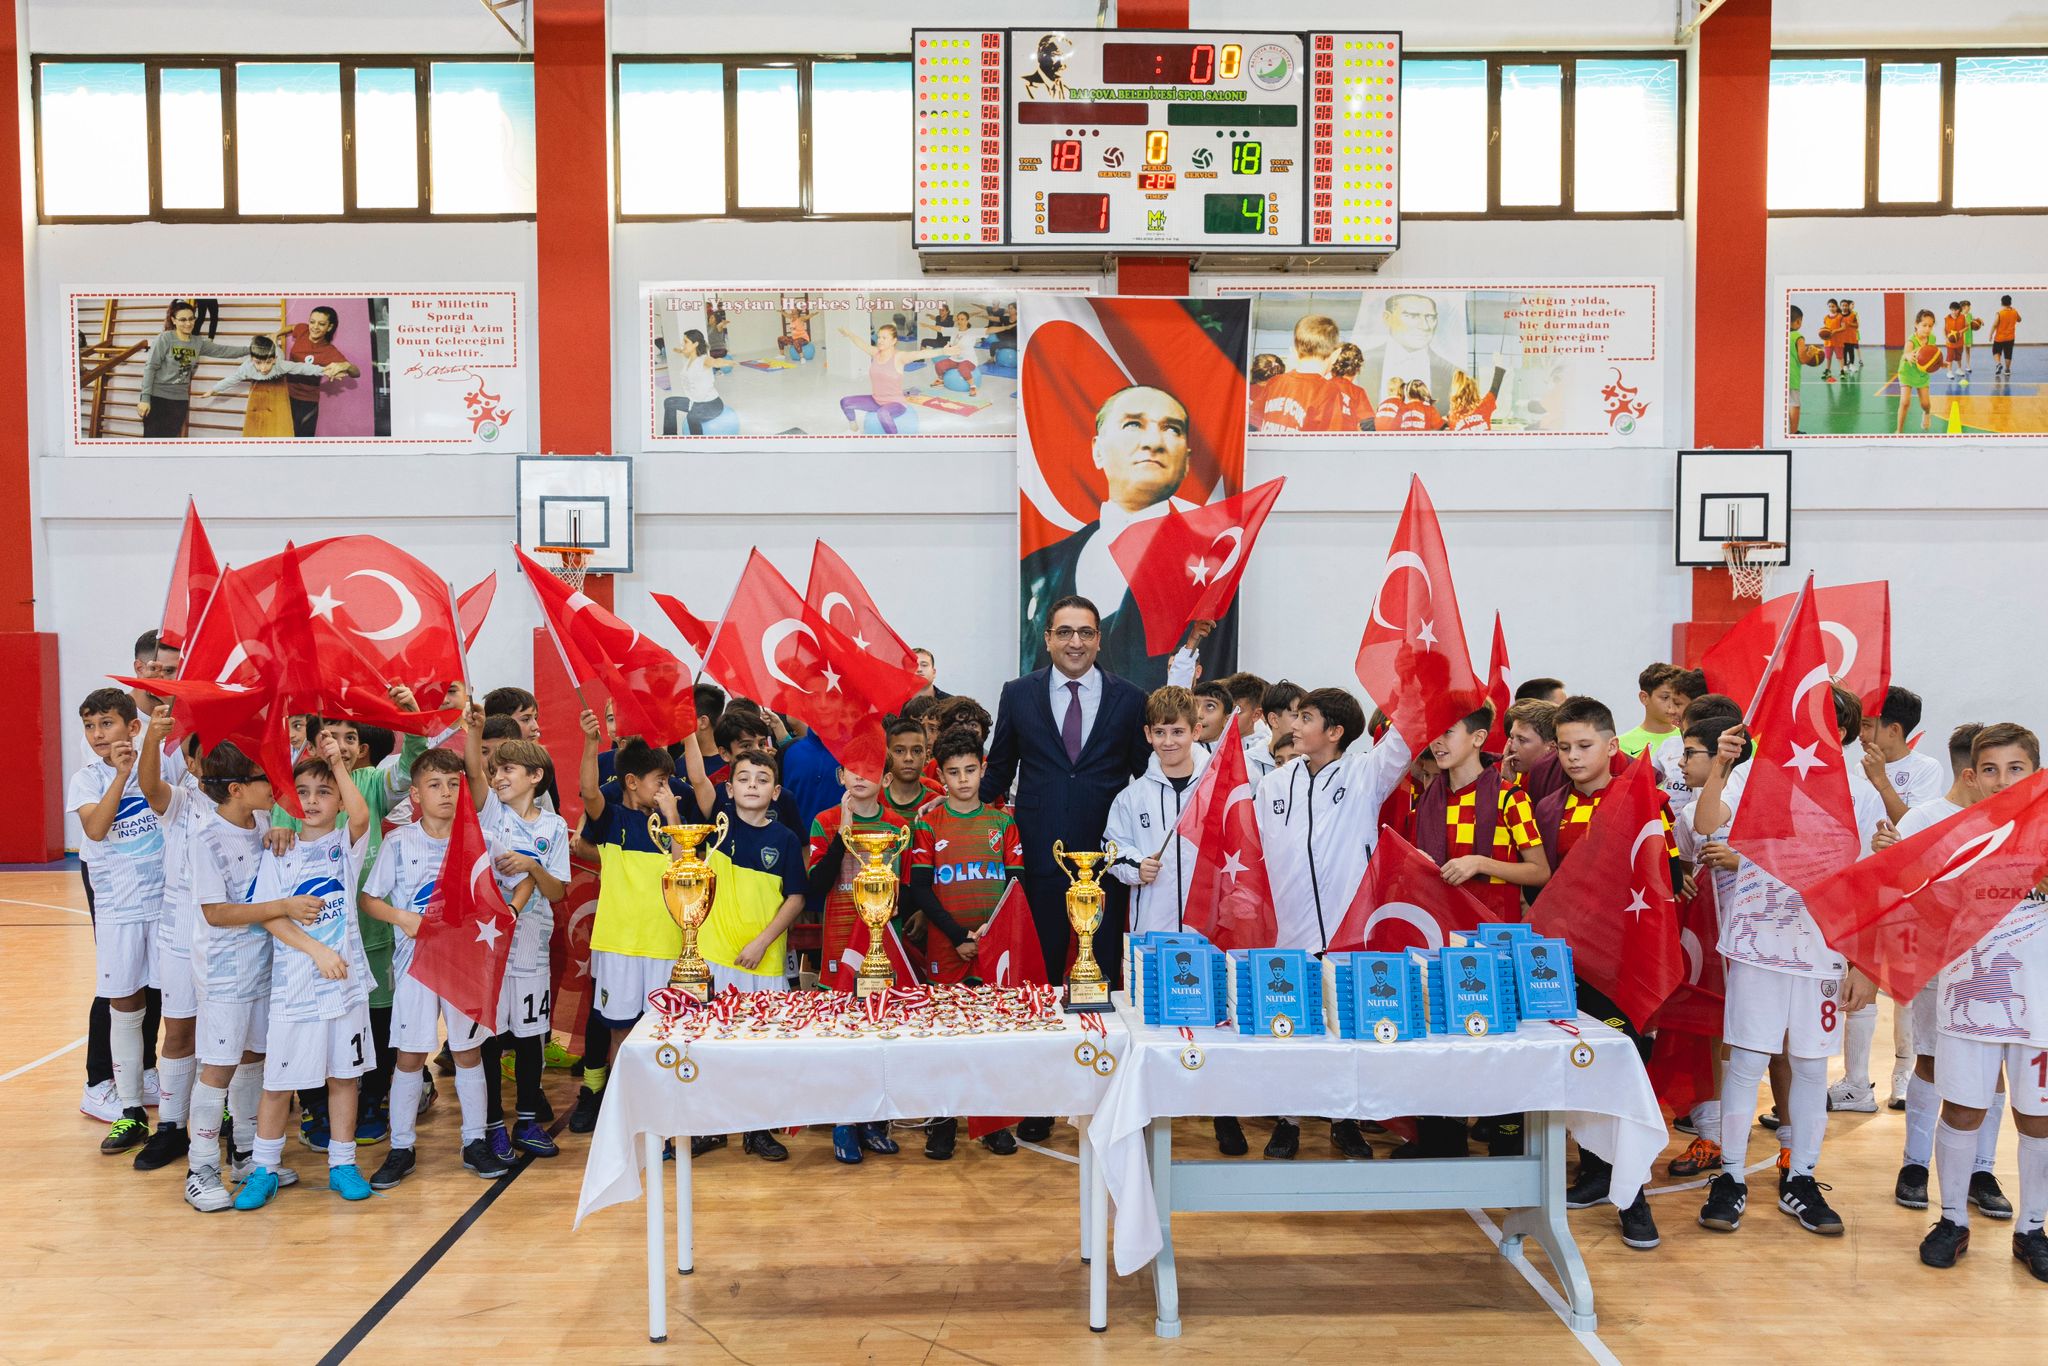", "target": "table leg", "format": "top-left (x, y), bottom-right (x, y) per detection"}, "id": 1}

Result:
top-left (645, 1130), bottom-right (667, 1343)
top-left (1147, 1120), bottom-right (1181, 1339)
top-left (1498, 1112), bottom-right (1596, 1331)
top-left (676, 1132), bottom-right (694, 1275)
top-left (1085, 1118), bottom-right (1108, 1332)
top-left (1077, 1117), bottom-right (1093, 1264)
